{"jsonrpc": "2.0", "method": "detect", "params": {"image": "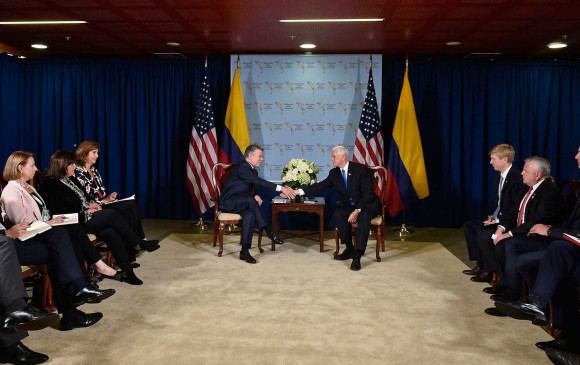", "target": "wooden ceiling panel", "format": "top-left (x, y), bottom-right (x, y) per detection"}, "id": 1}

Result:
top-left (0, 0), bottom-right (578, 58)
